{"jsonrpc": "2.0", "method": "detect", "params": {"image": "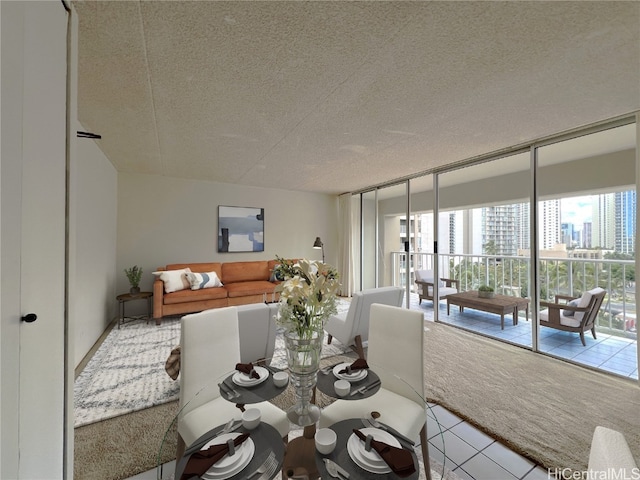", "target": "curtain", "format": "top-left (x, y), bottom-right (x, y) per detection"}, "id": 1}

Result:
top-left (337, 193), bottom-right (355, 297)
